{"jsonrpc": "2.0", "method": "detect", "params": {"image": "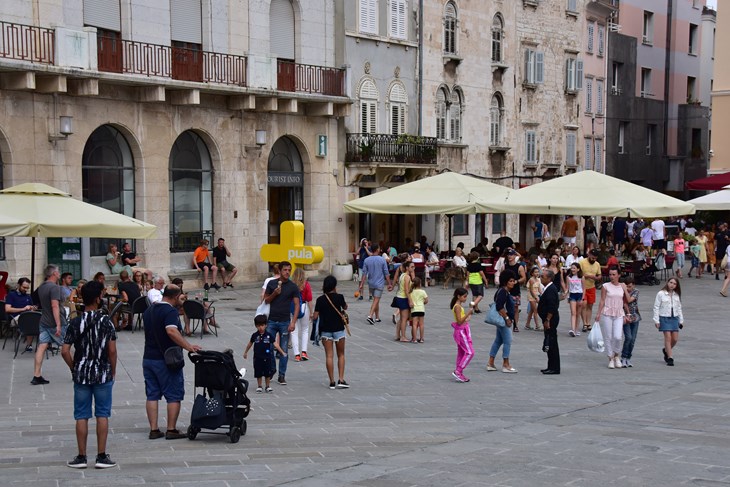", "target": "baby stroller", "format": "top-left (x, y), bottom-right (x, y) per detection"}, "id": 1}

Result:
top-left (187, 350), bottom-right (251, 443)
